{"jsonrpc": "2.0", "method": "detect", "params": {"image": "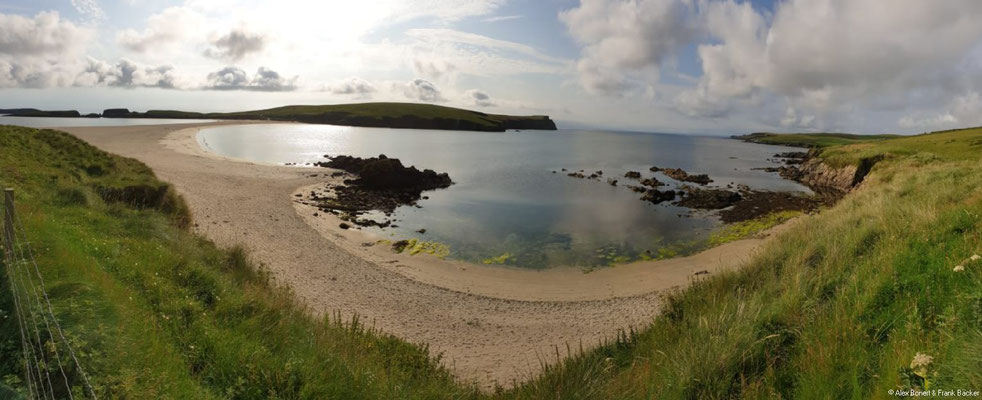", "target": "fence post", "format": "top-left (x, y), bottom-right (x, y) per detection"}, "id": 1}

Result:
top-left (2, 189), bottom-right (13, 258)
